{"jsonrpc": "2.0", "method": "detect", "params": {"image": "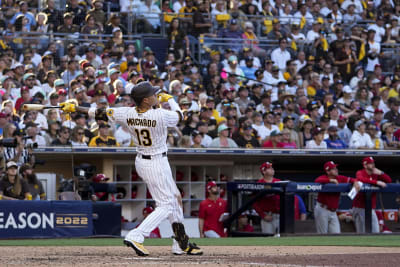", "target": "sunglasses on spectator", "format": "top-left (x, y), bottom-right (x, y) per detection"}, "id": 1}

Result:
top-left (77, 132), bottom-right (85, 135)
